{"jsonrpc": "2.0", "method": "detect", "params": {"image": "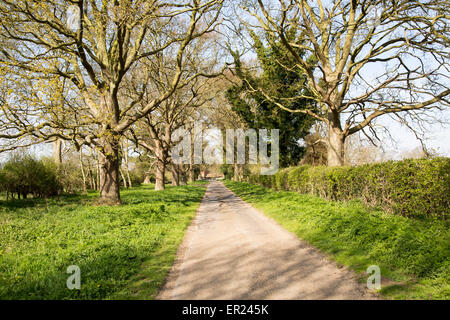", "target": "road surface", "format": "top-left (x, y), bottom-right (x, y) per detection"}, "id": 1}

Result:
top-left (157, 181), bottom-right (377, 300)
